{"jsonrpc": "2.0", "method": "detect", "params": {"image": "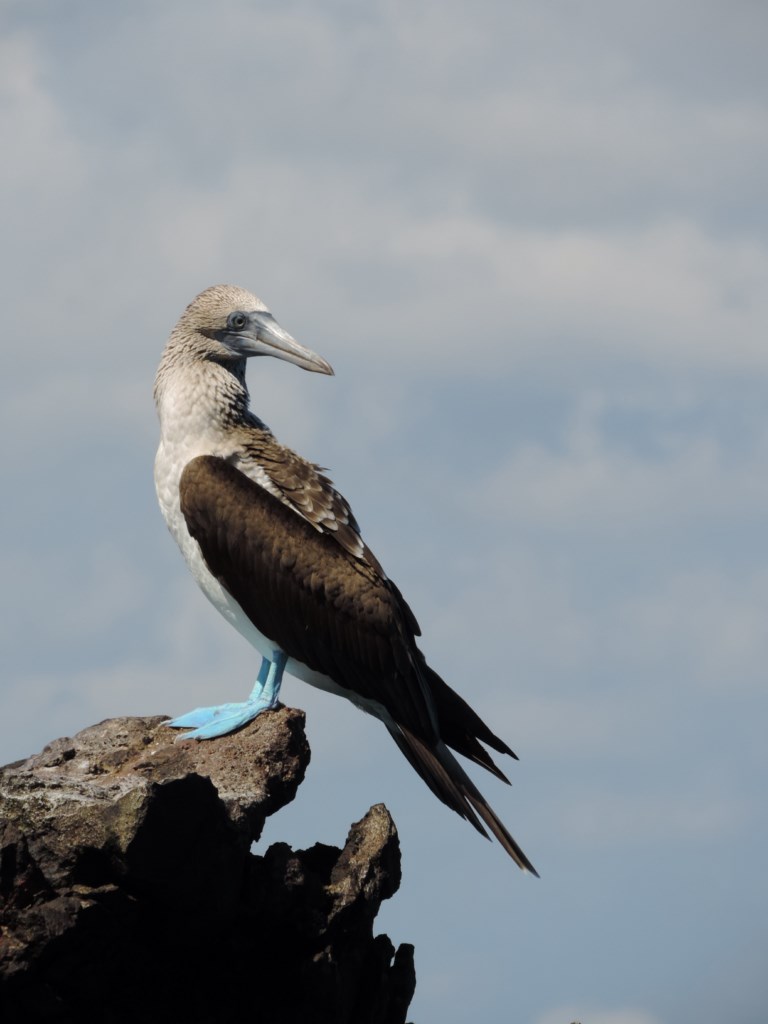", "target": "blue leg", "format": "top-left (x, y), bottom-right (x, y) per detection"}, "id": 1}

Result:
top-left (167, 651), bottom-right (287, 740)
